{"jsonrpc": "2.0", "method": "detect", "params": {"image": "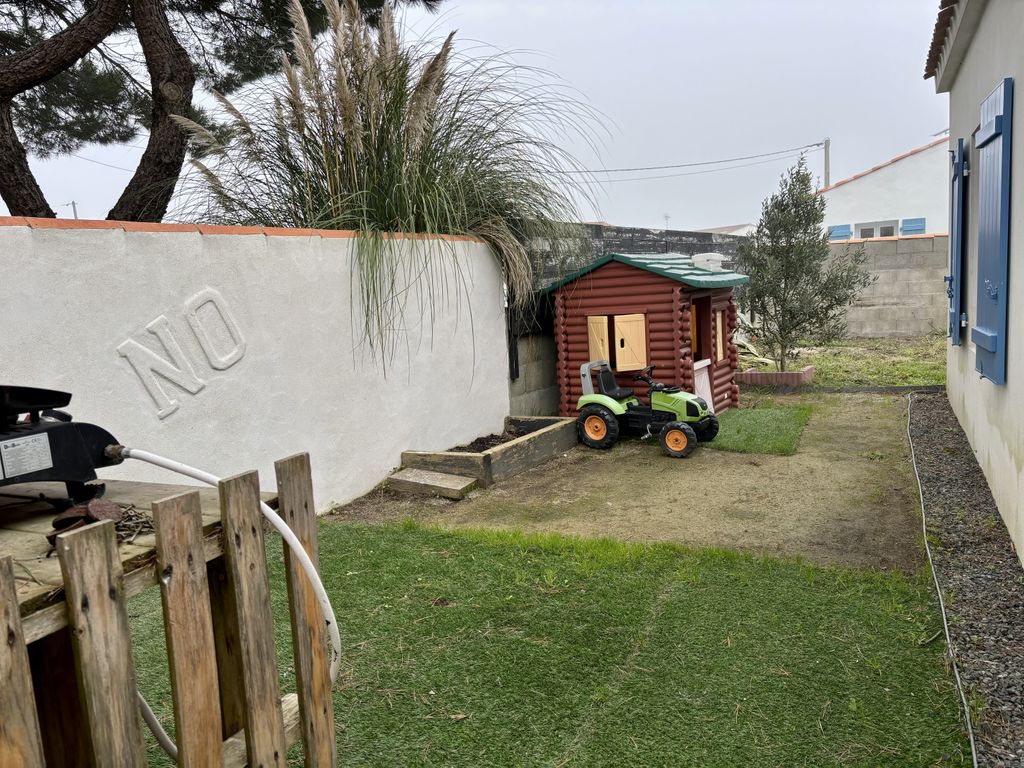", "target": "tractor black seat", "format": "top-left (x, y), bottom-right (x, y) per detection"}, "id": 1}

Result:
top-left (598, 367), bottom-right (634, 400)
